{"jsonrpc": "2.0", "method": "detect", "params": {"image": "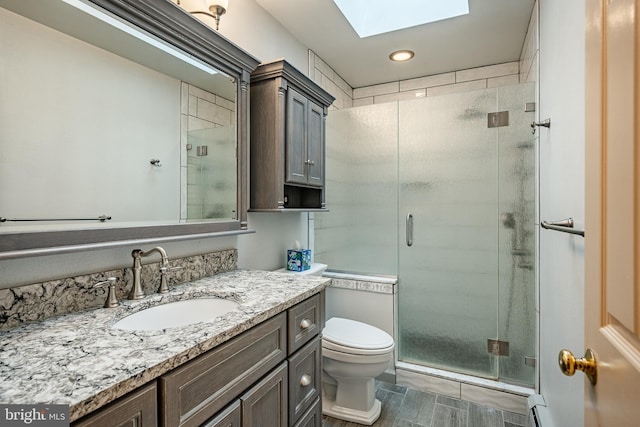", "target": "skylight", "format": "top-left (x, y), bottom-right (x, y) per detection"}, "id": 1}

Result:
top-left (332, 0), bottom-right (470, 38)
